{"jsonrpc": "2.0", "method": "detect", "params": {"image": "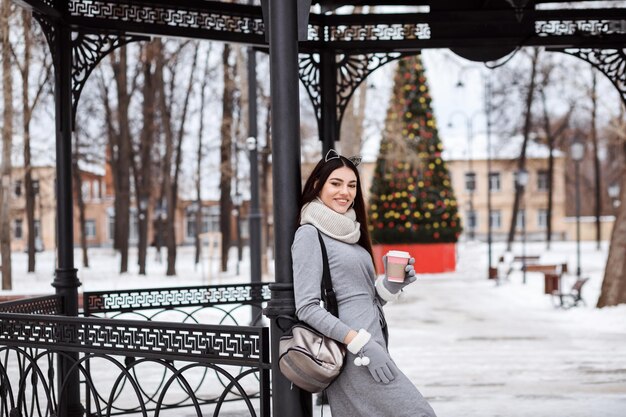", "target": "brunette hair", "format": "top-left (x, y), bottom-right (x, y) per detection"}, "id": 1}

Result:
top-left (297, 155), bottom-right (375, 267)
